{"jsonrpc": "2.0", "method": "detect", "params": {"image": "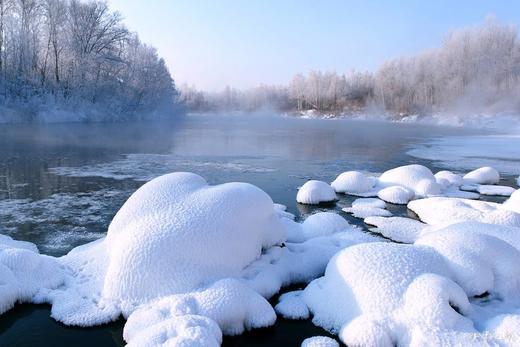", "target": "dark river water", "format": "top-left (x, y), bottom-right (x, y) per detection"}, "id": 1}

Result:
top-left (0, 114), bottom-right (504, 346)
